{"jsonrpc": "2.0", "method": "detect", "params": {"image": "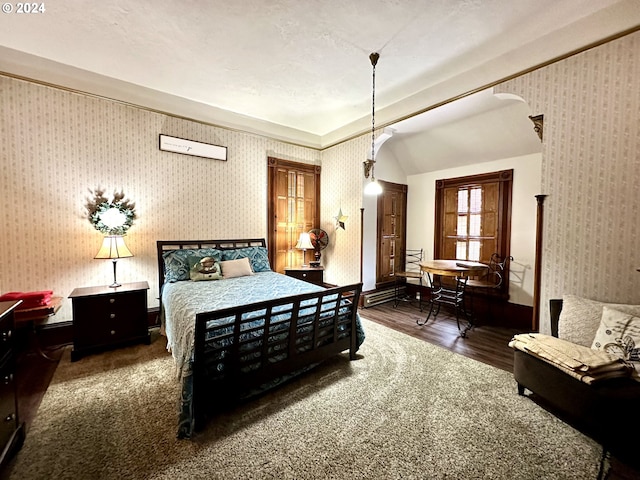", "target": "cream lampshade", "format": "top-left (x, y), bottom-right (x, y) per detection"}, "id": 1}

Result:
top-left (95, 235), bottom-right (133, 287)
top-left (295, 232), bottom-right (314, 267)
